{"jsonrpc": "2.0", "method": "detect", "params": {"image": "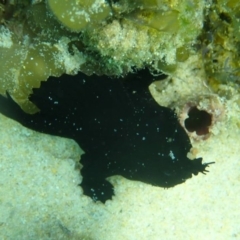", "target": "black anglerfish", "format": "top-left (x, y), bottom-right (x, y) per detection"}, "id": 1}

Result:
top-left (0, 70), bottom-right (214, 202)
